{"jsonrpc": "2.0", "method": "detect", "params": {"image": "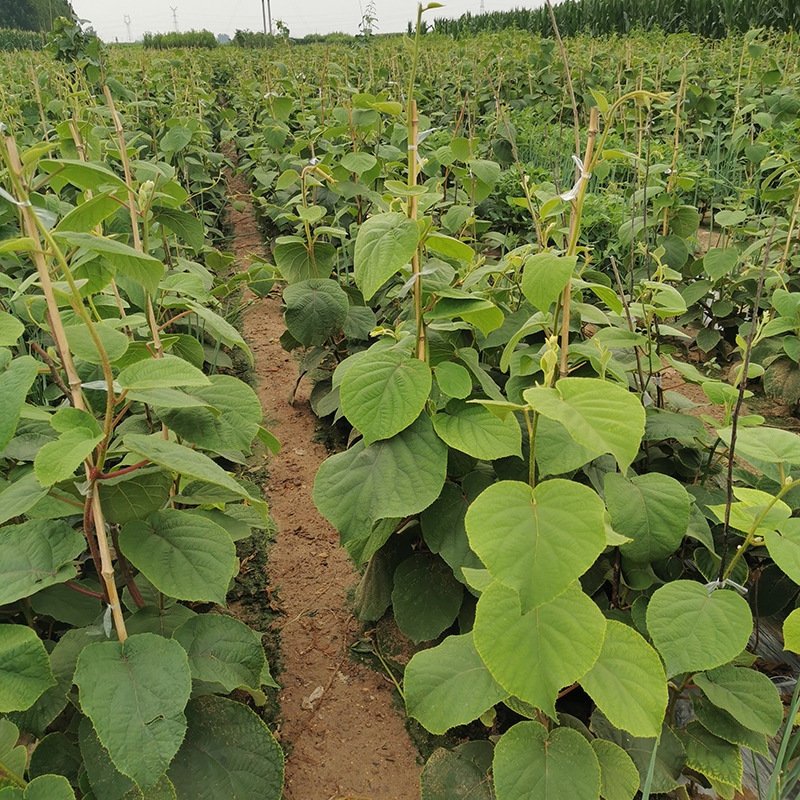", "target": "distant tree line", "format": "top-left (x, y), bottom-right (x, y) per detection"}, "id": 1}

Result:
top-left (0, 0), bottom-right (75, 32)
